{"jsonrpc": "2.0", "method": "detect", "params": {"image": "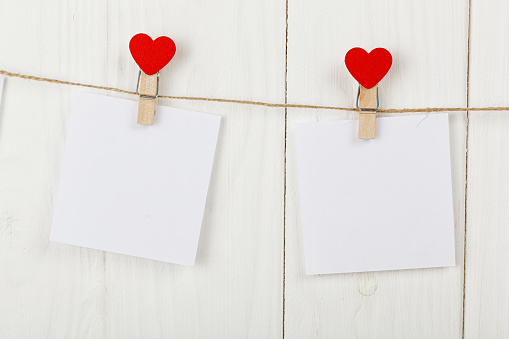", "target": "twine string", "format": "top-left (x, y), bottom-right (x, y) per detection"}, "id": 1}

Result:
top-left (0, 69), bottom-right (506, 113)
